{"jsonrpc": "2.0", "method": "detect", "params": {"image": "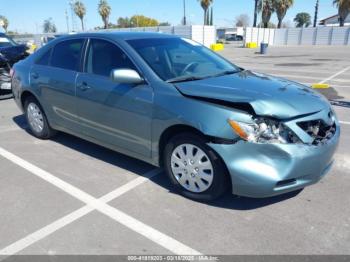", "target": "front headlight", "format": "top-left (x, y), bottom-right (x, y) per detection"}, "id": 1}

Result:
top-left (228, 118), bottom-right (301, 144)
